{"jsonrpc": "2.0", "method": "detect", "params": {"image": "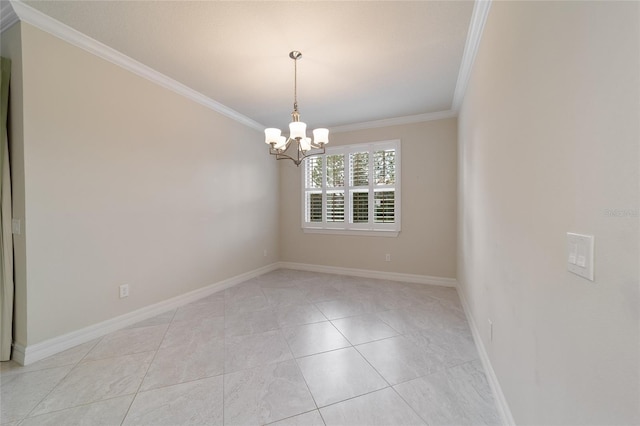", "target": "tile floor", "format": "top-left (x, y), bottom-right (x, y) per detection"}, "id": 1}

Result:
top-left (0, 269), bottom-right (500, 425)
